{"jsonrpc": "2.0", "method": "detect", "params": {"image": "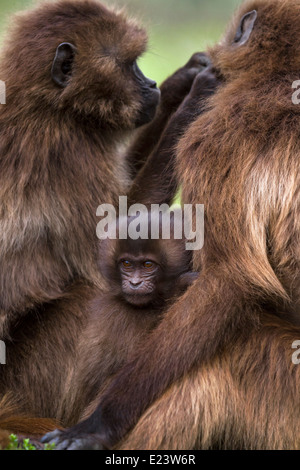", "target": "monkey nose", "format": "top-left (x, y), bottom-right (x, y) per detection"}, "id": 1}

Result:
top-left (149, 79), bottom-right (157, 89)
top-left (130, 280), bottom-right (143, 289)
